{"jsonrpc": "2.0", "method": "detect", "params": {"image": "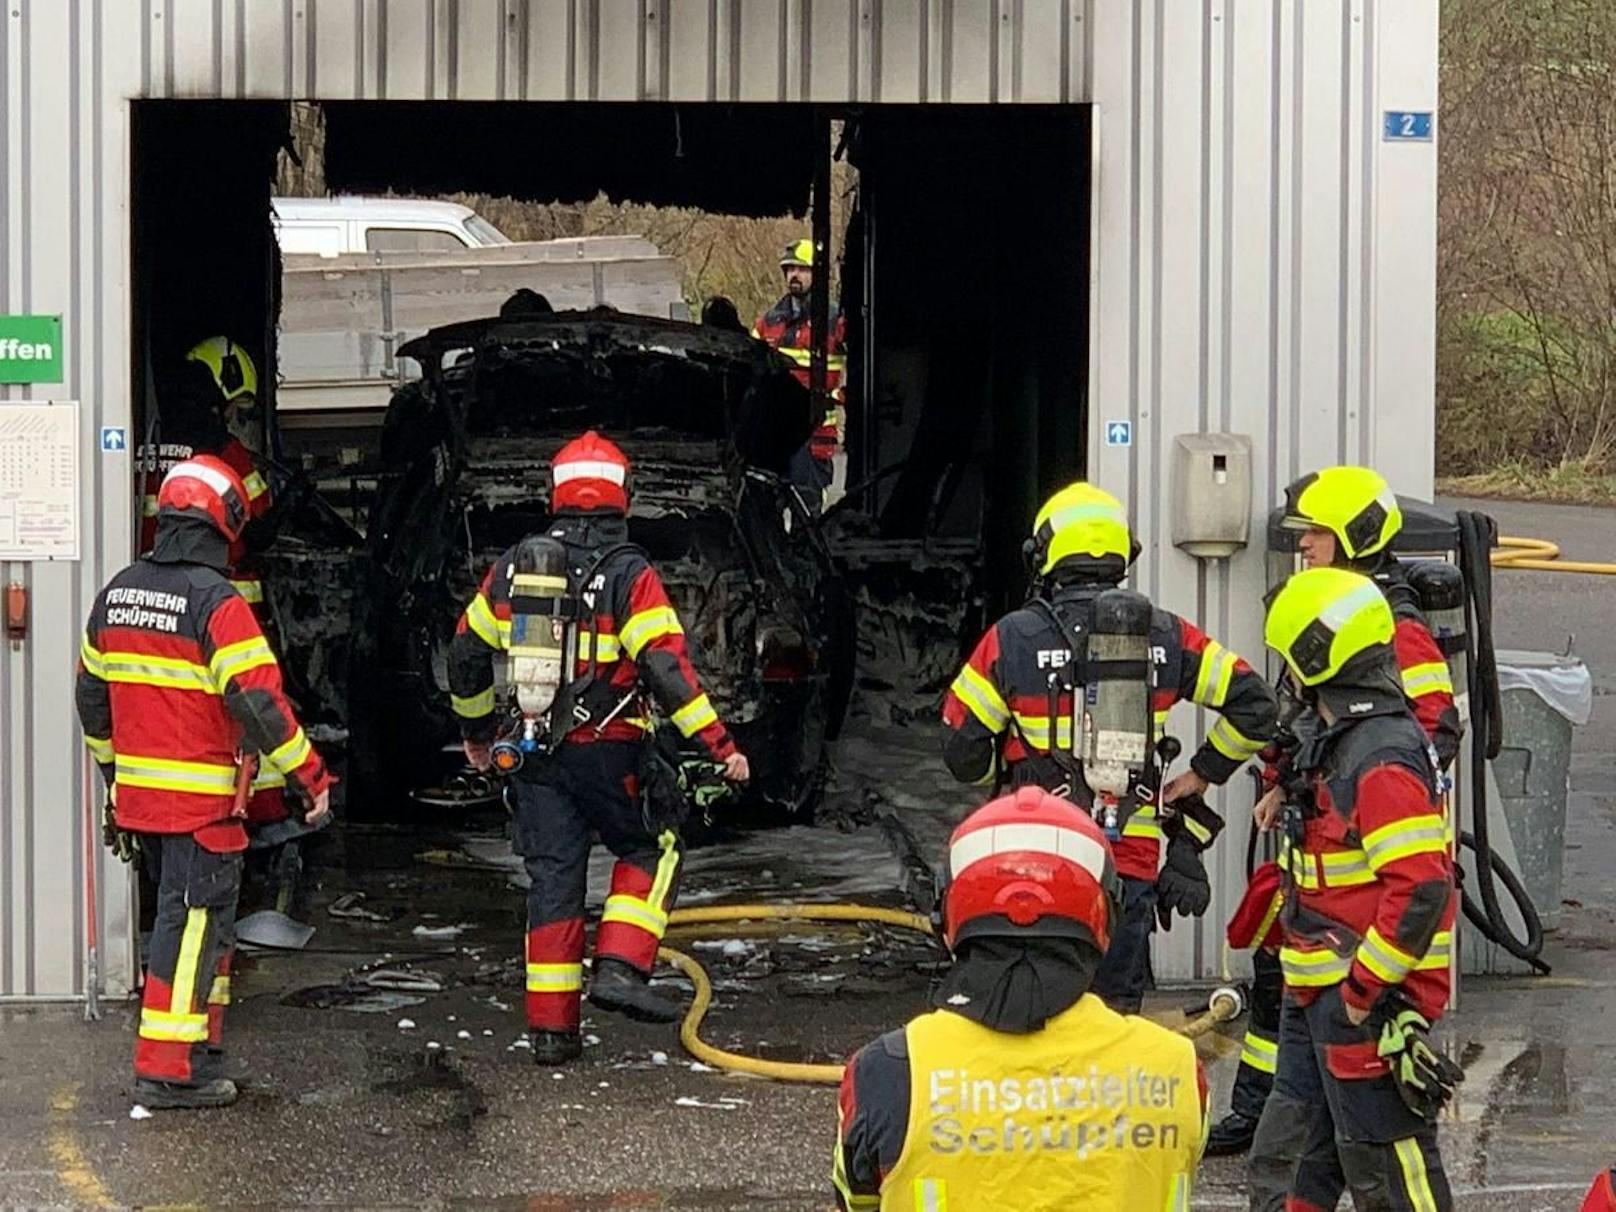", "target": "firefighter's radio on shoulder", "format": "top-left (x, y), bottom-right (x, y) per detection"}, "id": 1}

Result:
top-left (1040, 588), bottom-right (1178, 840)
top-left (491, 535), bottom-right (579, 776)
